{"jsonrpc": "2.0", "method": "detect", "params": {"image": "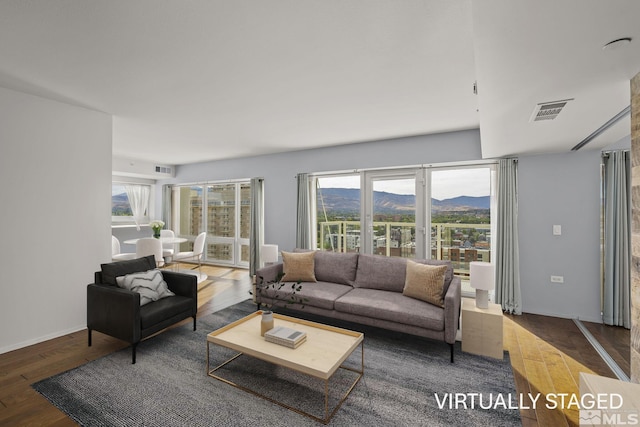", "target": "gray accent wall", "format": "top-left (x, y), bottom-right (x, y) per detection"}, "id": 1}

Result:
top-left (518, 150), bottom-right (602, 322)
top-left (159, 129), bottom-right (483, 251)
top-left (160, 128), bottom-right (612, 322)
